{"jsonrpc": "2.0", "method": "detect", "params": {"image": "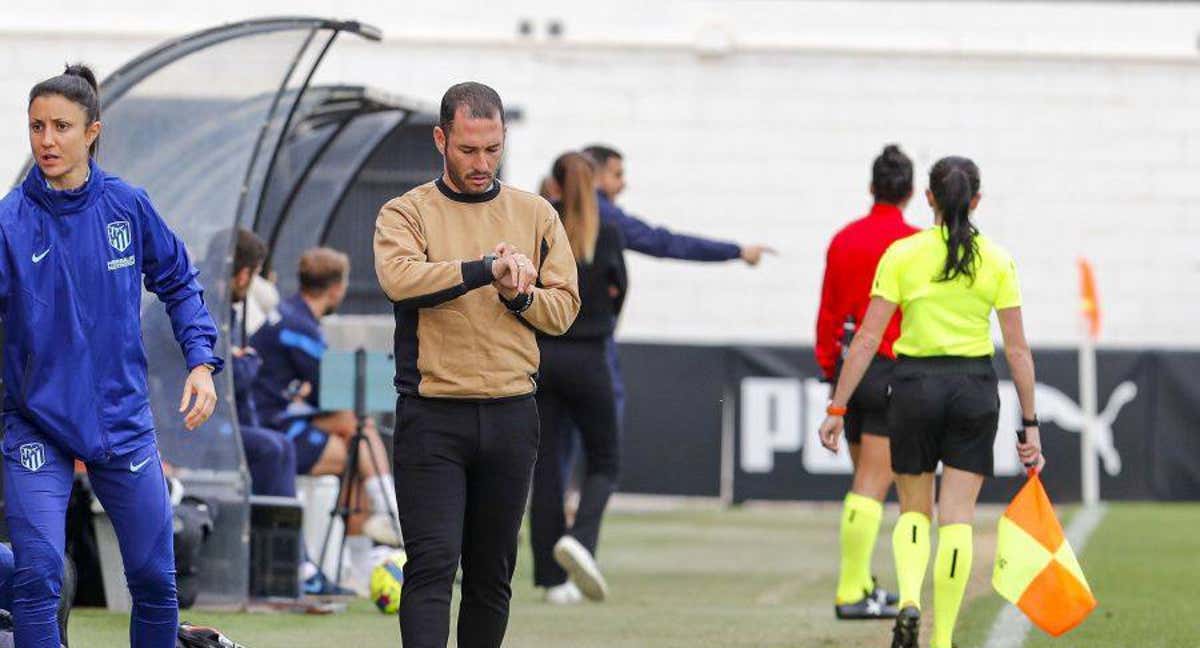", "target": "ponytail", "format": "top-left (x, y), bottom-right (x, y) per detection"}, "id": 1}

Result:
top-left (929, 156), bottom-right (981, 283)
top-left (29, 63), bottom-right (101, 156)
top-left (552, 151), bottom-right (599, 263)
